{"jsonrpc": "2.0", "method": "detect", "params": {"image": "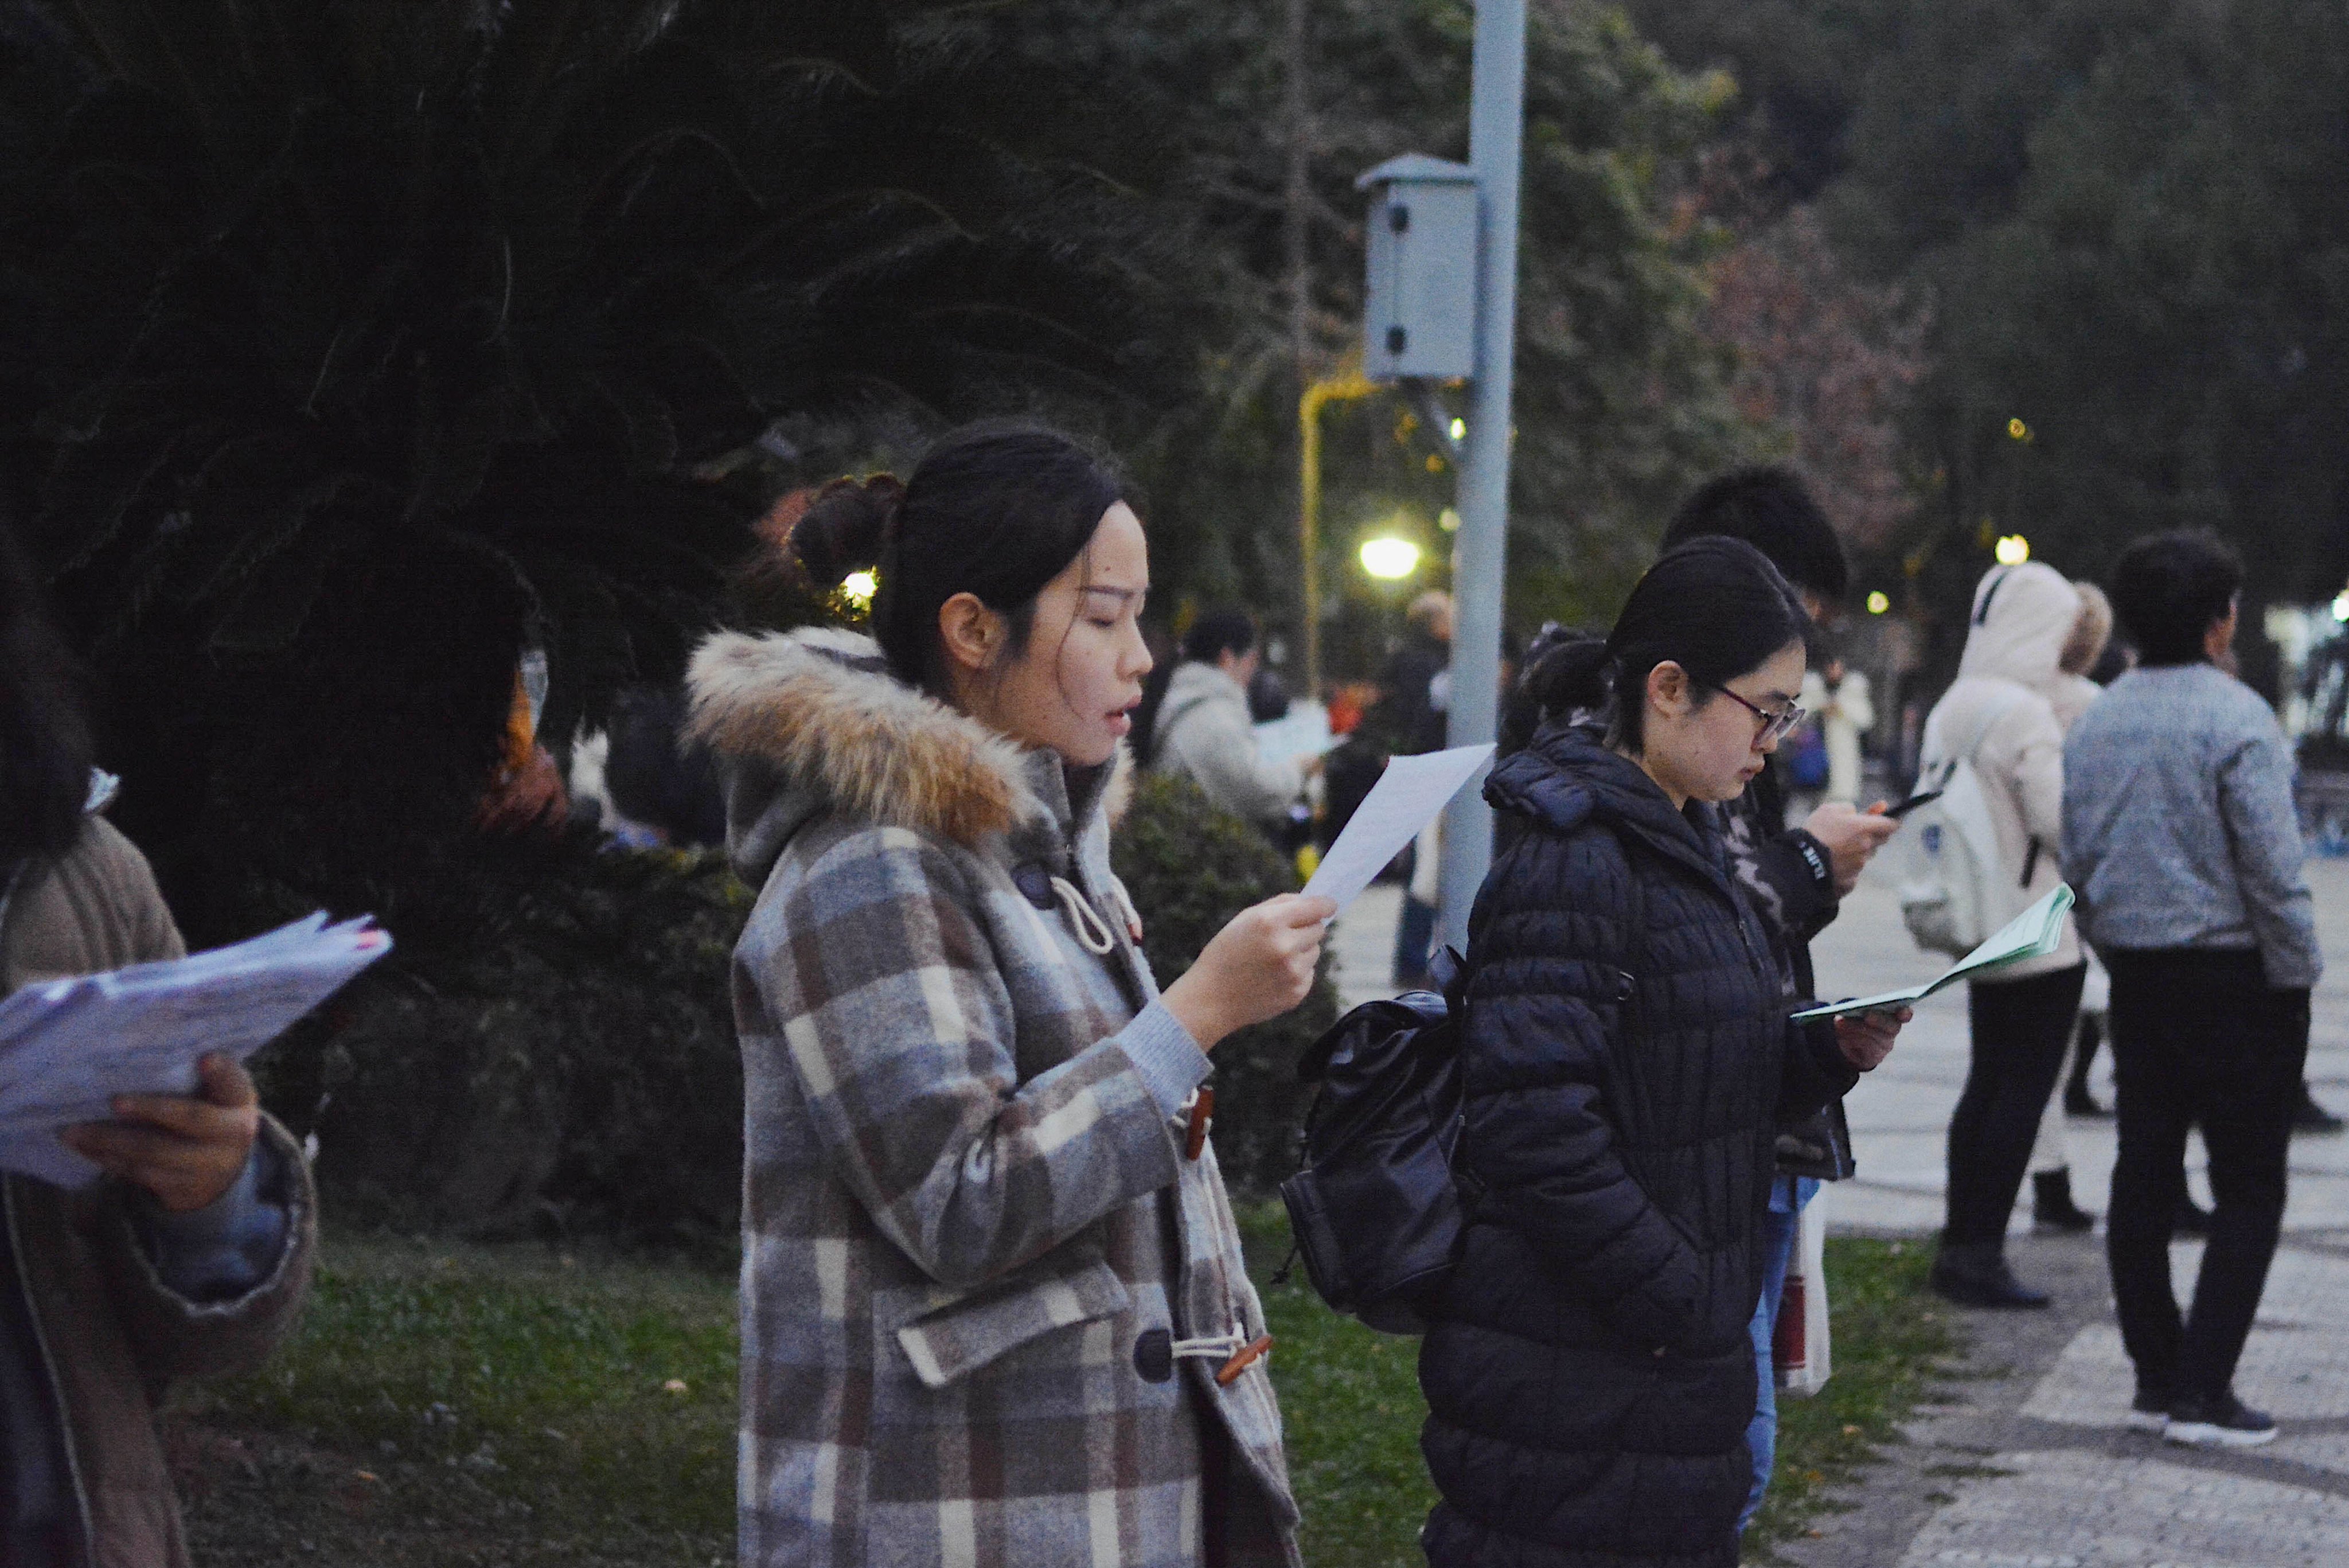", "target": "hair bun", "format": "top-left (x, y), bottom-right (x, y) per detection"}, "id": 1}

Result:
top-left (791, 474), bottom-right (904, 586)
